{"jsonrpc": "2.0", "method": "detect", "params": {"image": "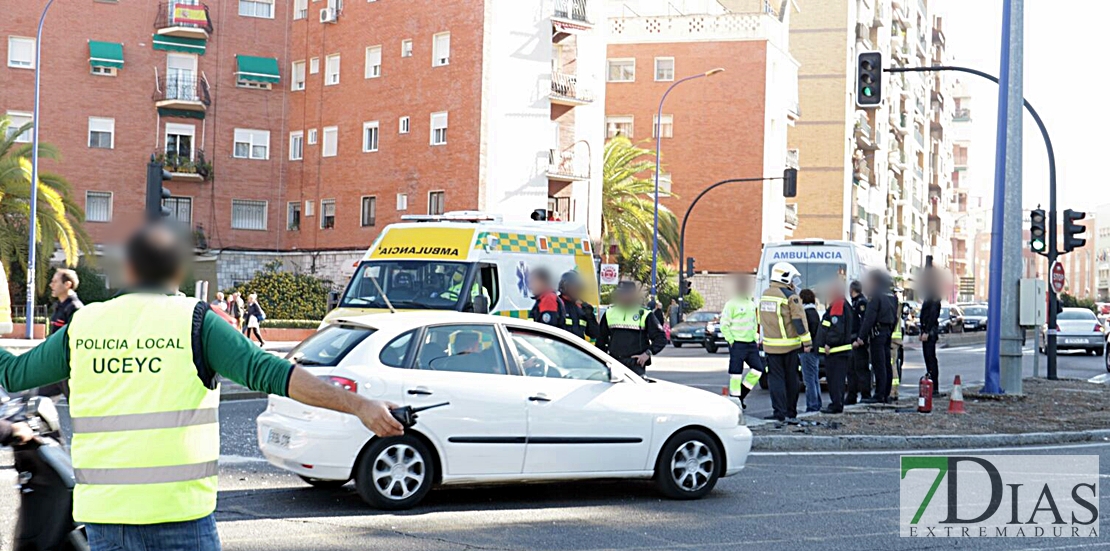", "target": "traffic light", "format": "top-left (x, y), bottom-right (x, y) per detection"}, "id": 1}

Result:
top-left (145, 156), bottom-right (172, 220)
top-left (1064, 209), bottom-right (1087, 253)
top-left (855, 51), bottom-right (883, 108)
top-left (782, 167), bottom-right (797, 198)
top-left (1028, 208), bottom-right (1047, 255)
top-left (686, 257), bottom-right (696, 278)
top-left (680, 280), bottom-right (692, 296)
